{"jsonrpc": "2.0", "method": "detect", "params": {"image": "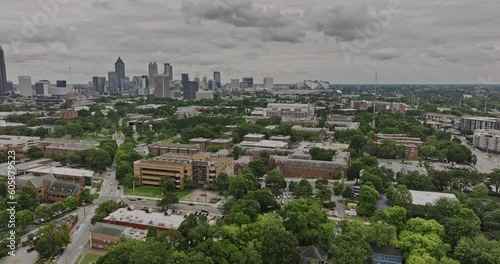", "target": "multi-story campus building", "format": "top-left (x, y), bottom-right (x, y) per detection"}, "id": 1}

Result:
top-left (133, 152), bottom-right (234, 189)
top-left (350, 101), bottom-right (407, 113)
top-left (14, 173), bottom-right (82, 203)
top-left (188, 138), bottom-right (233, 150)
top-left (269, 152), bottom-right (351, 179)
top-left (39, 138), bottom-right (100, 156)
top-left (147, 143), bottom-right (202, 156)
top-left (374, 134), bottom-right (424, 160)
top-left (460, 116), bottom-right (500, 132)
